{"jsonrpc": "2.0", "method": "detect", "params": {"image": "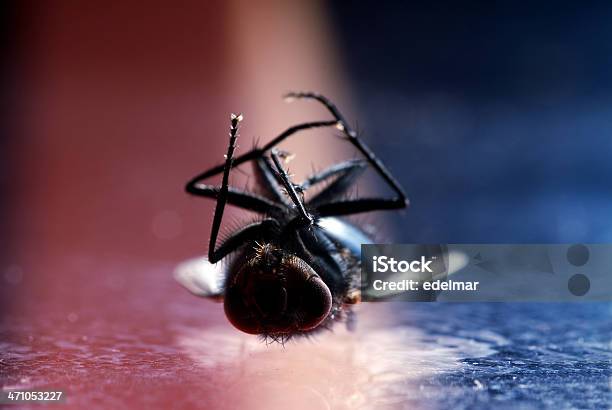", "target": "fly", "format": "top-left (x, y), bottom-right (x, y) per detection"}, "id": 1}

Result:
top-left (175, 92), bottom-right (409, 343)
